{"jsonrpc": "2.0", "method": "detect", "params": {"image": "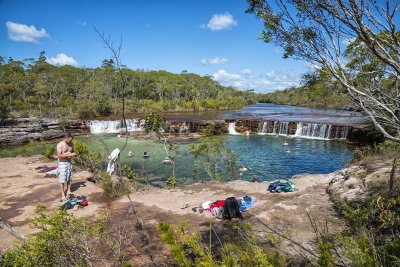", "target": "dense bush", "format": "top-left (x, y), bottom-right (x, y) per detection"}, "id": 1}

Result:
top-left (72, 140), bottom-right (104, 173)
top-left (0, 205), bottom-right (126, 266)
top-left (352, 140), bottom-right (400, 163)
top-left (99, 172), bottom-right (132, 199)
top-left (158, 221), bottom-right (286, 266)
